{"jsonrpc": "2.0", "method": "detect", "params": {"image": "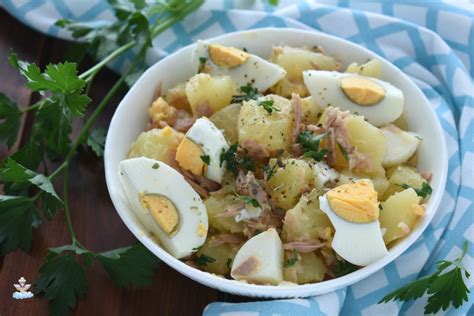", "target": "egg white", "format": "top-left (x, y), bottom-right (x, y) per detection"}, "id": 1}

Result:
top-left (119, 157), bottom-right (208, 259)
top-left (303, 70), bottom-right (404, 126)
top-left (193, 40), bottom-right (286, 92)
top-left (319, 192), bottom-right (388, 266)
top-left (186, 117), bottom-right (229, 183)
top-left (381, 127), bottom-right (421, 167)
top-left (231, 228), bottom-right (284, 285)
